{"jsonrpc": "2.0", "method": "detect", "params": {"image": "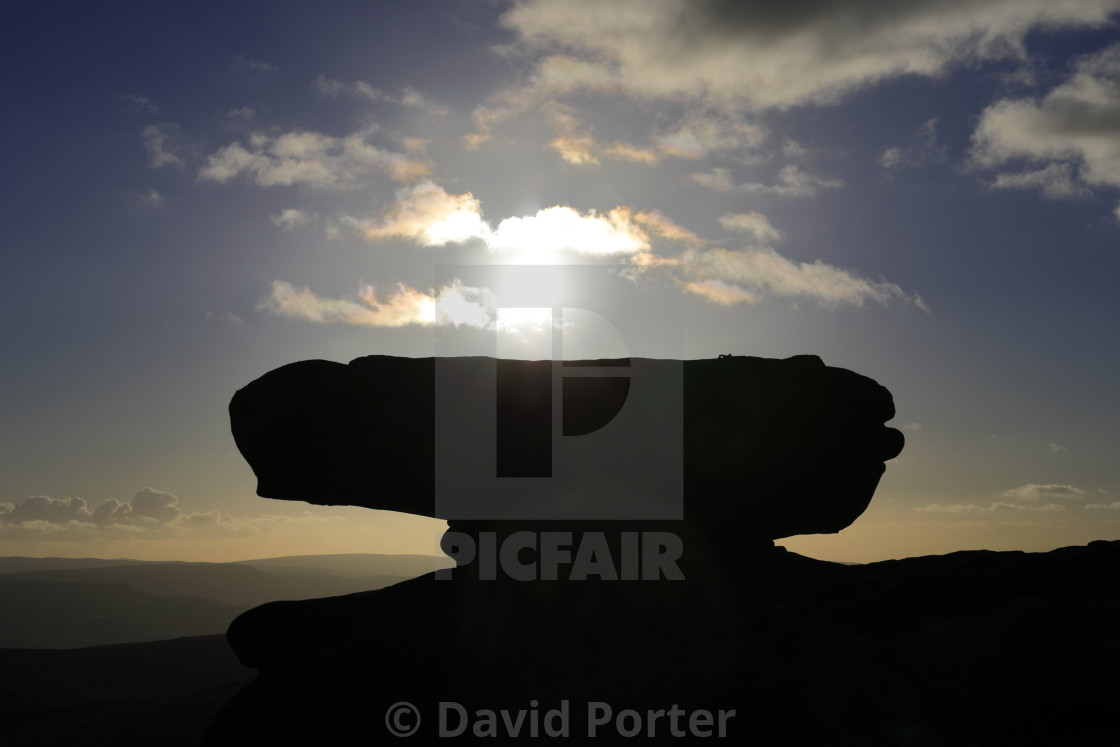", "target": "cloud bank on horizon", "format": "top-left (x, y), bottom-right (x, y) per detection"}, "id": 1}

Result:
top-left (0, 489), bottom-right (346, 542)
